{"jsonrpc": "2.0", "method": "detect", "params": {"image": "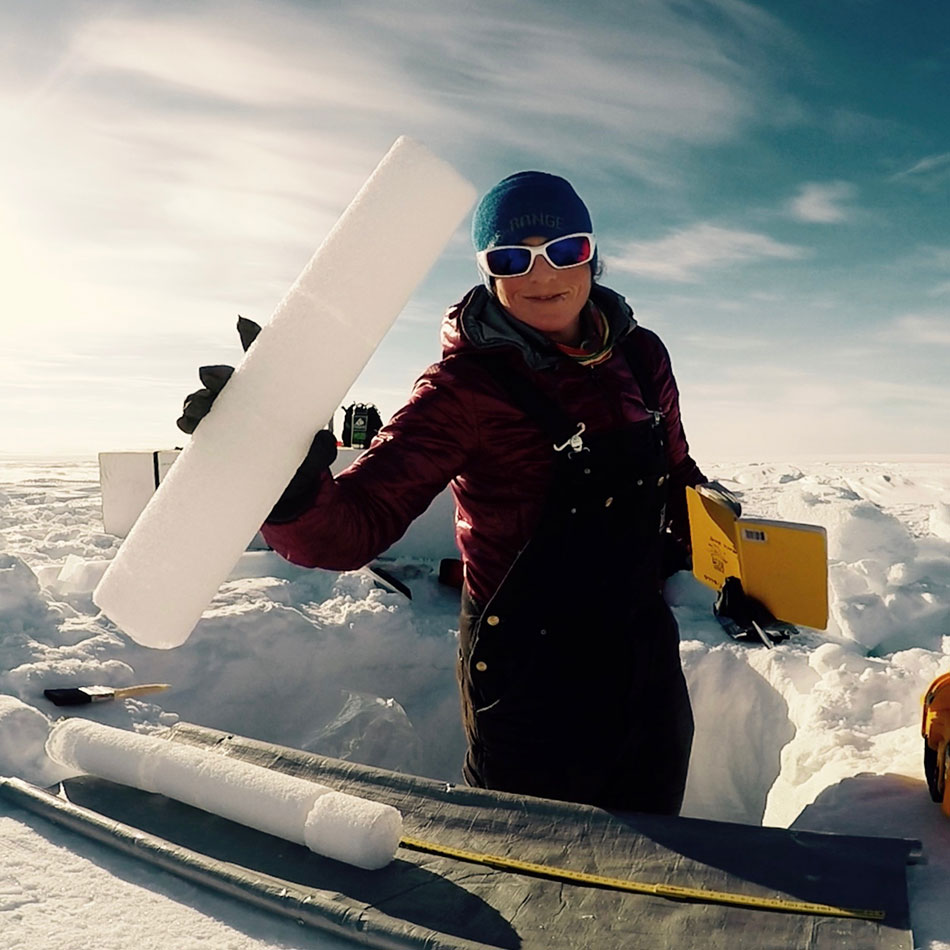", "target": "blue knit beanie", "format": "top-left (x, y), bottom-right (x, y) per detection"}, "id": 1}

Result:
top-left (471, 171), bottom-right (593, 252)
